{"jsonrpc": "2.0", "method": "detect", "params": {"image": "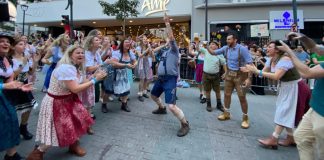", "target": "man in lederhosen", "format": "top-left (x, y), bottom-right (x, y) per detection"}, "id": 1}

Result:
top-left (208, 33), bottom-right (253, 129)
